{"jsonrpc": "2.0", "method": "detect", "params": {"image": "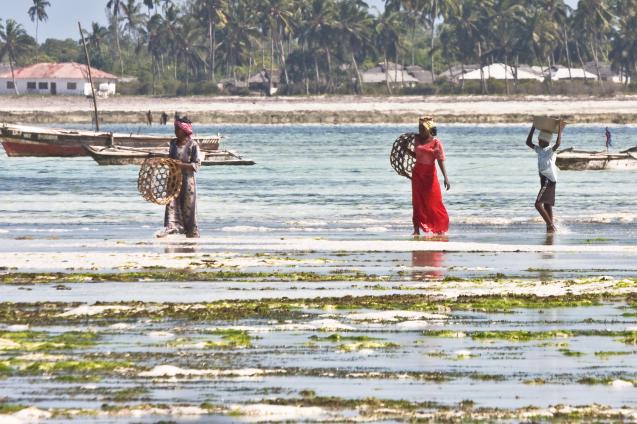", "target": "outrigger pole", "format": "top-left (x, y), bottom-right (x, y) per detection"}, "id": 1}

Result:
top-left (78, 22), bottom-right (100, 131)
